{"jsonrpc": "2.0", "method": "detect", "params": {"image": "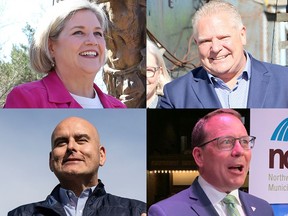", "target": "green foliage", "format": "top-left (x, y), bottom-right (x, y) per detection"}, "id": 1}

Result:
top-left (0, 45), bottom-right (44, 108)
top-left (0, 23), bottom-right (44, 107)
top-left (22, 23), bottom-right (35, 45)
